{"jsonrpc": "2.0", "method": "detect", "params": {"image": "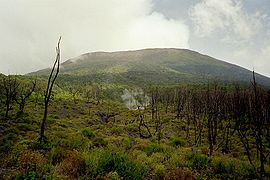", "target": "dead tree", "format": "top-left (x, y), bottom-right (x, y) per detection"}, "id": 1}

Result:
top-left (174, 88), bottom-right (186, 120)
top-left (1, 76), bottom-right (20, 118)
top-left (266, 90), bottom-right (270, 154)
top-left (39, 37), bottom-right (61, 143)
top-left (95, 111), bottom-right (118, 123)
top-left (190, 91), bottom-right (201, 145)
top-left (162, 88), bottom-right (171, 114)
top-left (138, 108), bottom-right (152, 139)
top-left (235, 71), bottom-right (269, 179)
top-left (233, 83), bottom-right (257, 172)
top-left (251, 71), bottom-right (266, 179)
top-left (15, 80), bottom-right (36, 113)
